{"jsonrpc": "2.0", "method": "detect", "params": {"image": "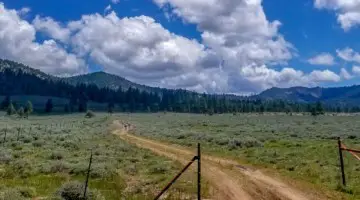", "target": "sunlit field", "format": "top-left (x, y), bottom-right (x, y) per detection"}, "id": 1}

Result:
top-left (117, 112), bottom-right (360, 199)
top-left (0, 113), bottom-right (203, 200)
top-left (2, 112), bottom-right (360, 199)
